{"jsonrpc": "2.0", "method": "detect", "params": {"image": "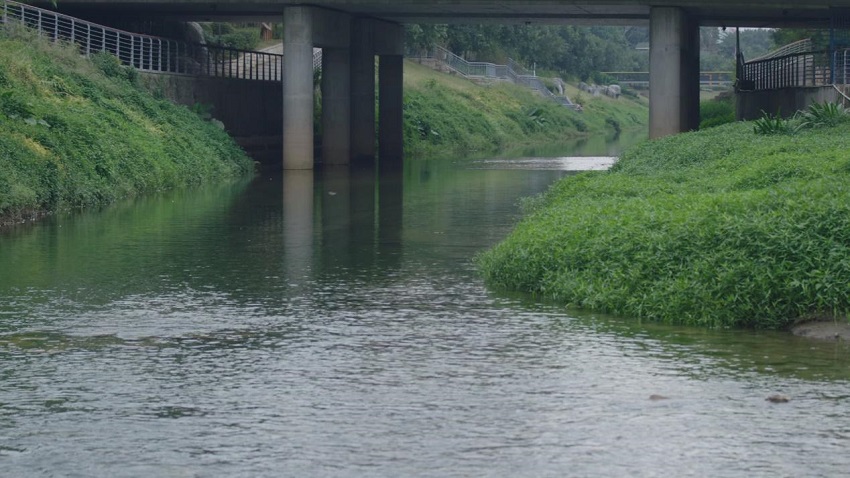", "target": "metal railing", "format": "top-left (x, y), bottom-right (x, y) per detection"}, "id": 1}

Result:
top-left (741, 50), bottom-right (830, 90)
top-left (409, 45), bottom-right (579, 109)
top-left (602, 71), bottom-right (734, 87)
top-left (0, 0), bottom-right (283, 81)
top-left (749, 38), bottom-right (813, 62)
top-left (832, 48), bottom-right (850, 85)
